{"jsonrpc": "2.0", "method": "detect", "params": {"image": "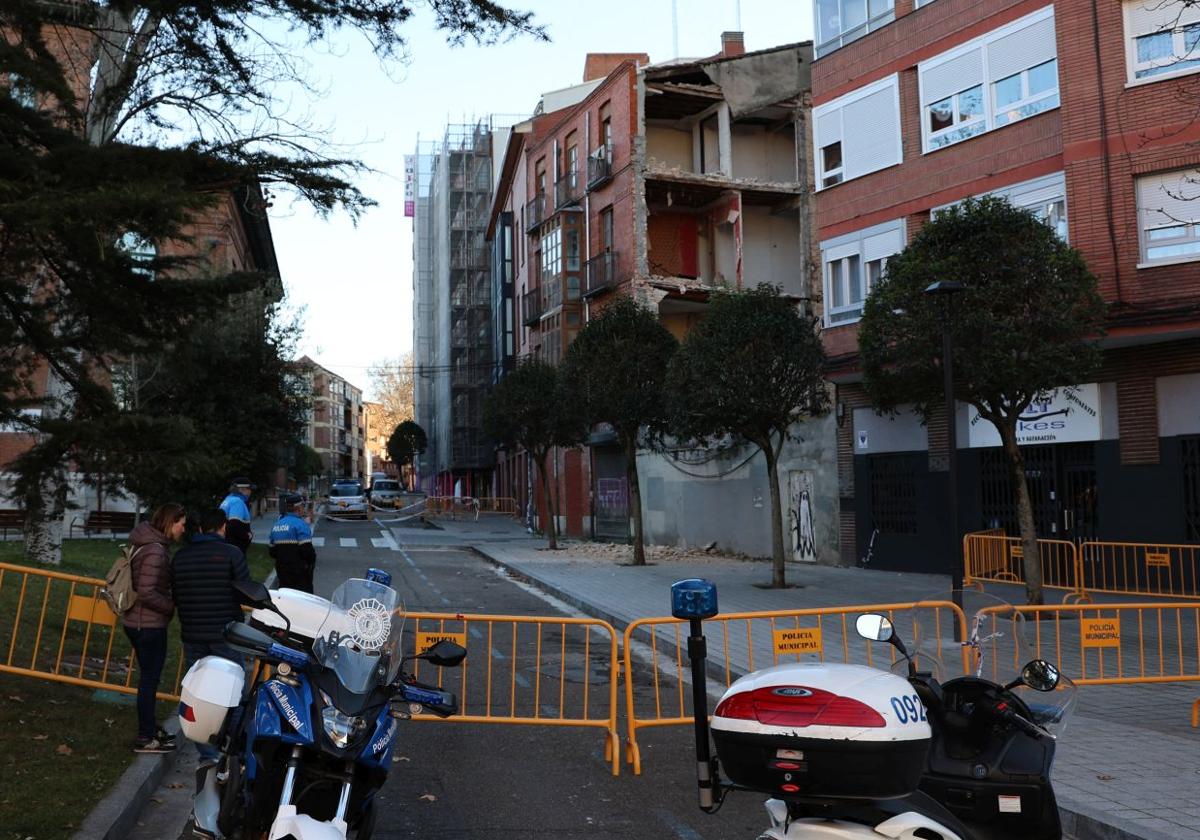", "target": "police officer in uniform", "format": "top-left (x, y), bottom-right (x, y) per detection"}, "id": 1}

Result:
top-left (268, 493), bottom-right (317, 593)
top-left (219, 479), bottom-right (254, 556)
